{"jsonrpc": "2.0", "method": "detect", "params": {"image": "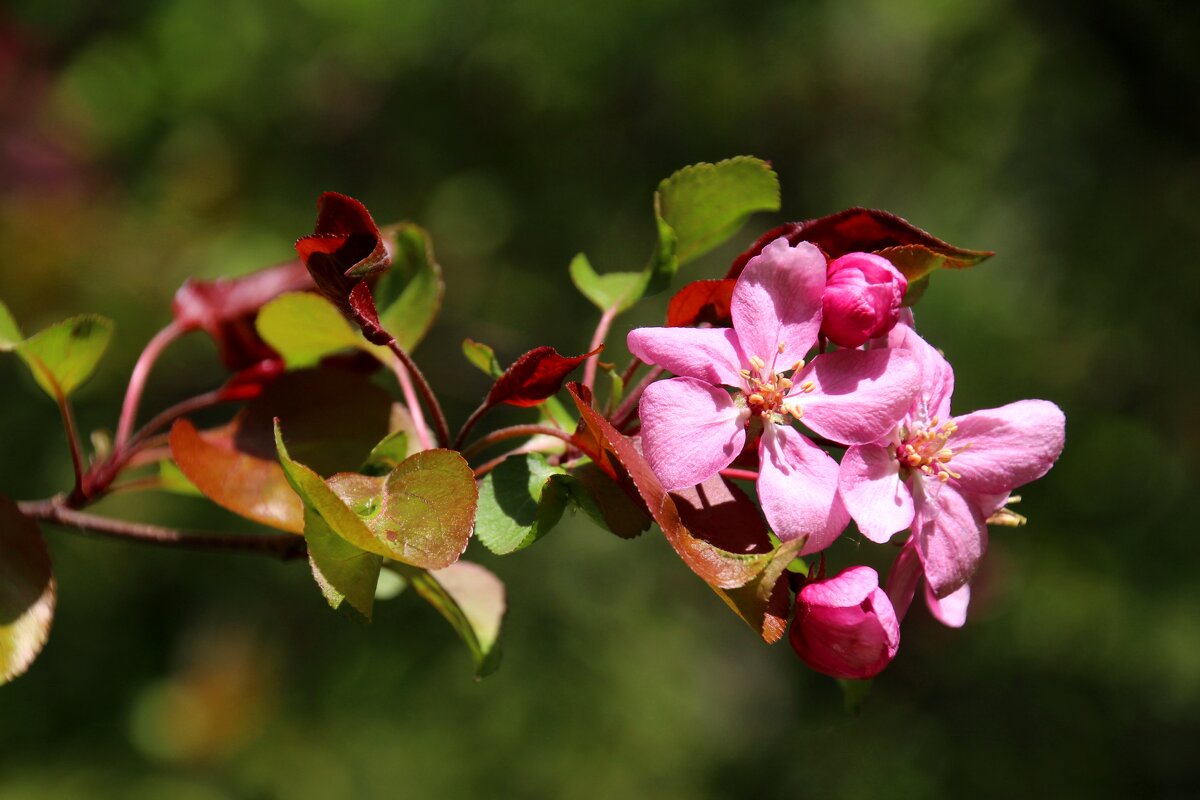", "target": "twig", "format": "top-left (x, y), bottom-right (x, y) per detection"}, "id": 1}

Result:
top-left (610, 365), bottom-right (664, 432)
top-left (115, 321), bottom-right (185, 450)
top-left (461, 424), bottom-right (577, 459)
top-left (582, 304), bottom-right (619, 393)
top-left (386, 340), bottom-right (450, 448)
